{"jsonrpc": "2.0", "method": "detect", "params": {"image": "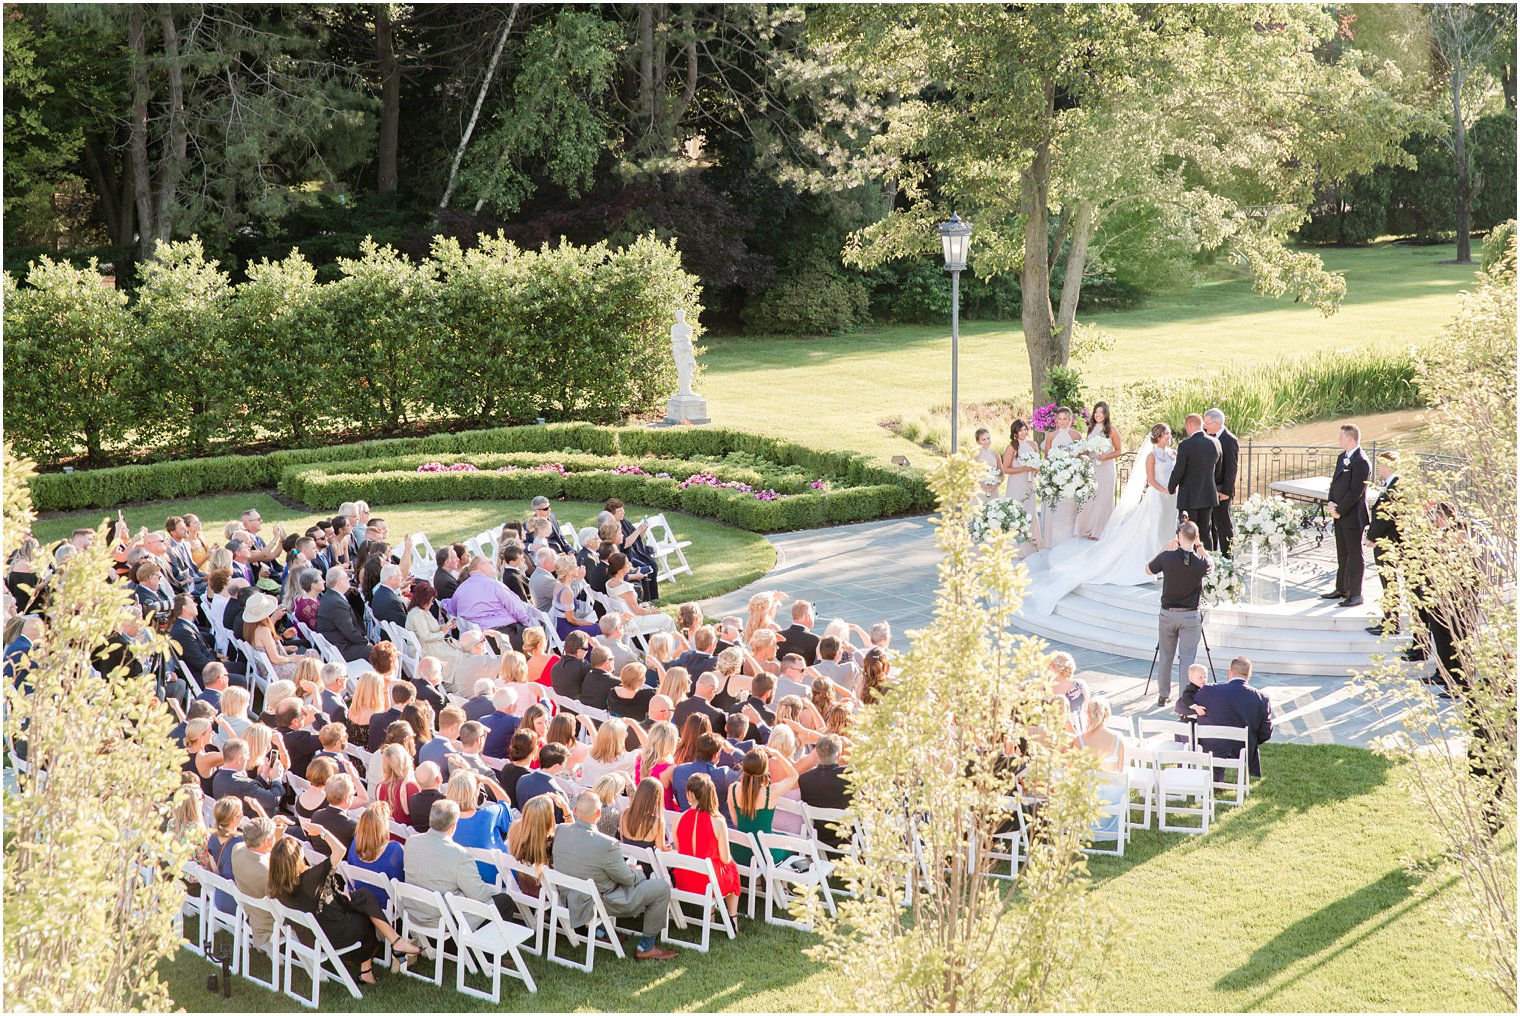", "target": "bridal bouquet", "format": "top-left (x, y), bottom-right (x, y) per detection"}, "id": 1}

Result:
top-left (1233, 494), bottom-right (1305, 551)
top-left (1080, 433), bottom-right (1112, 457)
top-left (1202, 551), bottom-right (1244, 605)
top-left (968, 498), bottom-right (1032, 544)
top-left (1035, 445), bottom-right (1096, 507)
